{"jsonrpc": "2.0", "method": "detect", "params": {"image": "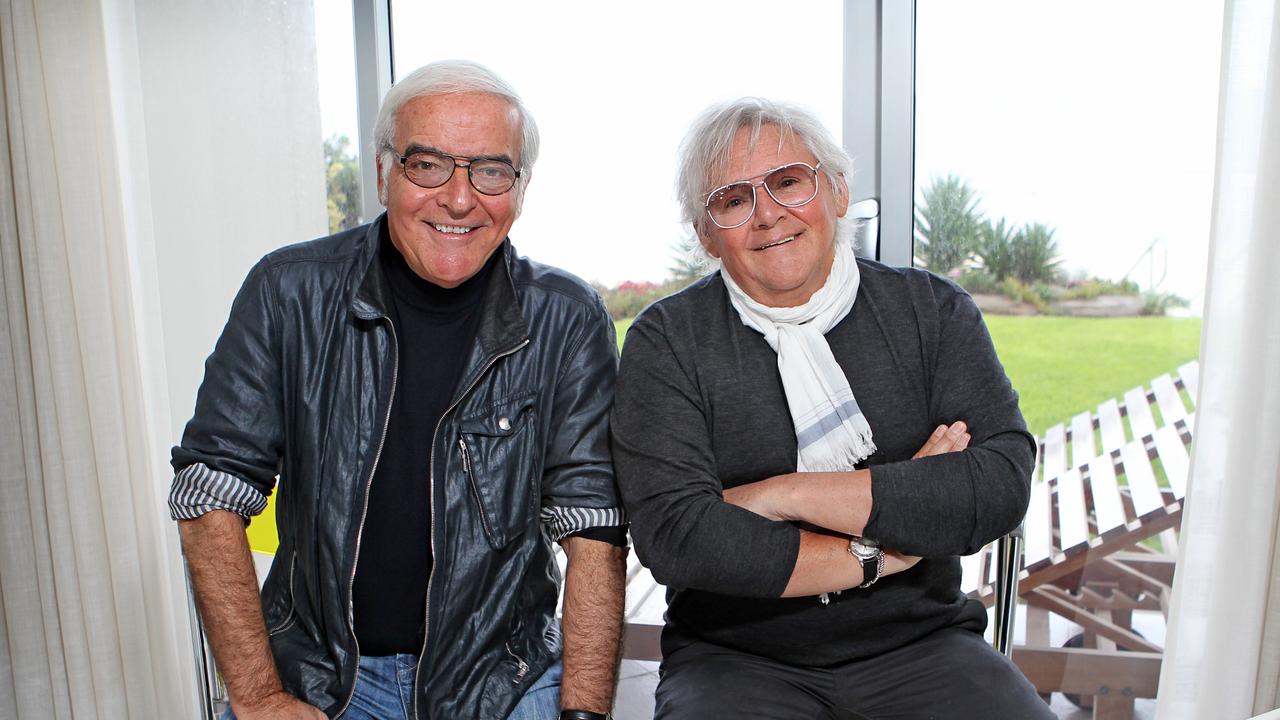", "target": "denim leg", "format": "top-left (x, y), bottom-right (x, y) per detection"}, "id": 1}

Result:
top-left (340, 654), bottom-right (412, 719)
top-left (505, 658), bottom-right (563, 720)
